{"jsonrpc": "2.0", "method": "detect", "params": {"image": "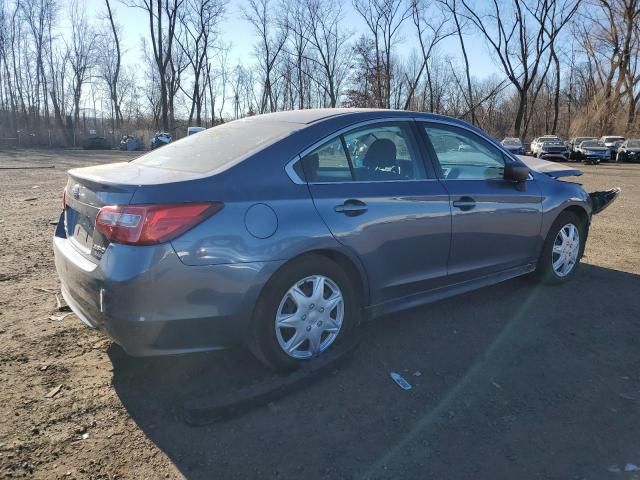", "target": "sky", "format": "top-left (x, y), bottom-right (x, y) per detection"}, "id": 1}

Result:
top-left (74, 0), bottom-right (501, 111)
